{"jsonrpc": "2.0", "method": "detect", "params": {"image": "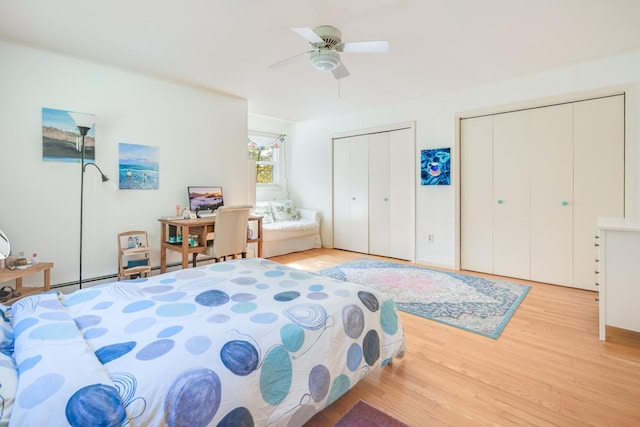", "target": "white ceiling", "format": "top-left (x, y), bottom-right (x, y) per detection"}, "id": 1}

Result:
top-left (2, 0), bottom-right (640, 122)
